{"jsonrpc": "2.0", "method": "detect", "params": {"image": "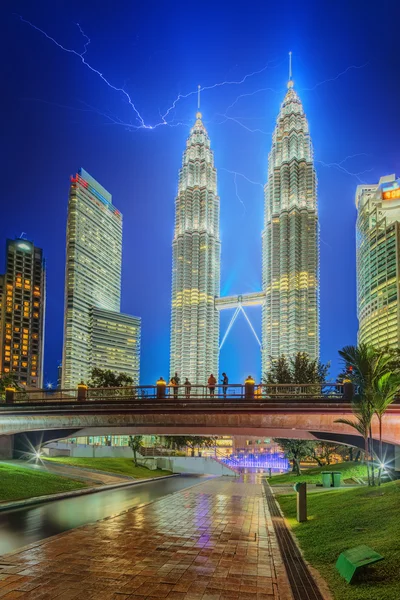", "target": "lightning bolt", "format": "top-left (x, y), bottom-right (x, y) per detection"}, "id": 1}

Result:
top-left (301, 63), bottom-right (368, 92)
top-left (220, 168), bottom-right (264, 213)
top-left (215, 114), bottom-right (272, 135)
top-left (17, 15), bottom-right (279, 131)
top-left (315, 153), bottom-right (374, 183)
